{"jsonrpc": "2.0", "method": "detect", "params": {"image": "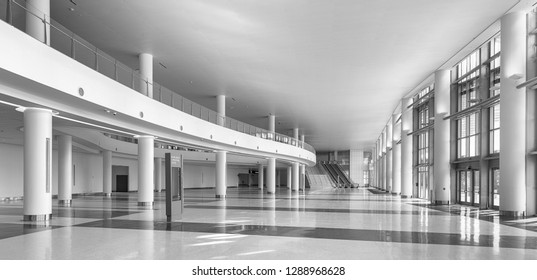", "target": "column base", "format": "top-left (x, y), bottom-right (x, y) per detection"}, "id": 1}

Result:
top-left (58, 199), bottom-right (72, 206)
top-left (434, 200), bottom-right (450, 205)
top-left (500, 210), bottom-right (526, 218)
top-left (215, 195), bottom-right (226, 199)
top-left (401, 195), bottom-right (412, 199)
top-left (138, 202), bottom-right (154, 207)
top-left (390, 192), bottom-right (400, 196)
top-left (103, 193), bottom-right (112, 197)
top-left (23, 214), bottom-right (52, 221)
